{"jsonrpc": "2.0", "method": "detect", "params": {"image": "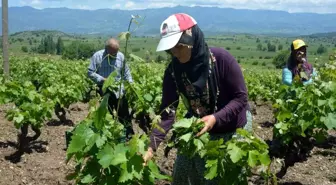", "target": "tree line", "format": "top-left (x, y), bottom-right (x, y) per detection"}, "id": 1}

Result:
top-left (21, 34), bottom-right (97, 60)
